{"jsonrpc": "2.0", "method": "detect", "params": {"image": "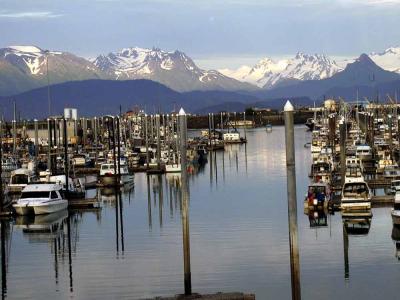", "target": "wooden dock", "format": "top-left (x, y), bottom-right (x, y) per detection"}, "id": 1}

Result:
top-left (371, 195), bottom-right (394, 204)
top-left (367, 178), bottom-right (391, 188)
top-left (141, 292), bottom-right (255, 300)
top-left (68, 198), bottom-right (101, 209)
top-left (75, 167), bottom-right (100, 175)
